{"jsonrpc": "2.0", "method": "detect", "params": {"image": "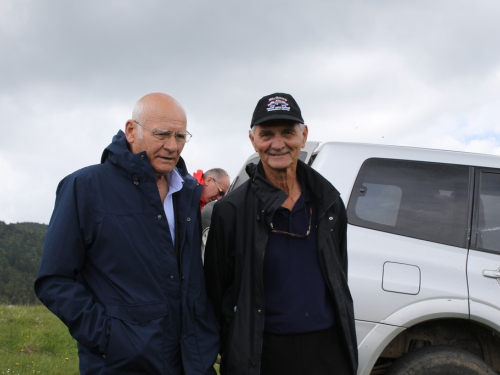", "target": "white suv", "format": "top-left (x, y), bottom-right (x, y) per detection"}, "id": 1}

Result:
top-left (224, 142), bottom-right (500, 375)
